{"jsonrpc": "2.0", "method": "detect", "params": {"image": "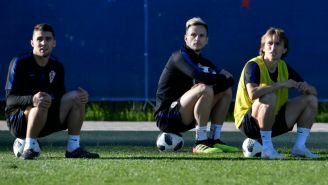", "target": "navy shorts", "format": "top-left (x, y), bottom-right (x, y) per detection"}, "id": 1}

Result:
top-left (155, 100), bottom-right (195, 133)
top-left (239, 104), bottom-right (292, 139)
top-left (7, 104), bottom-right (68, 139)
